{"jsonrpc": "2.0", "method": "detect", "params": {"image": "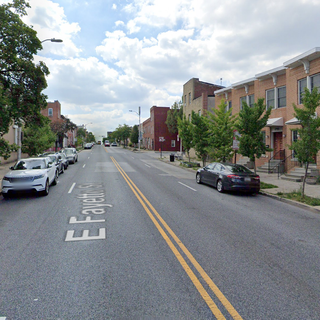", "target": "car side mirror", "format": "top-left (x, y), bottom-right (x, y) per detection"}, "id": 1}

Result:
top-left (10, 166), bottom-right (14, 170)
